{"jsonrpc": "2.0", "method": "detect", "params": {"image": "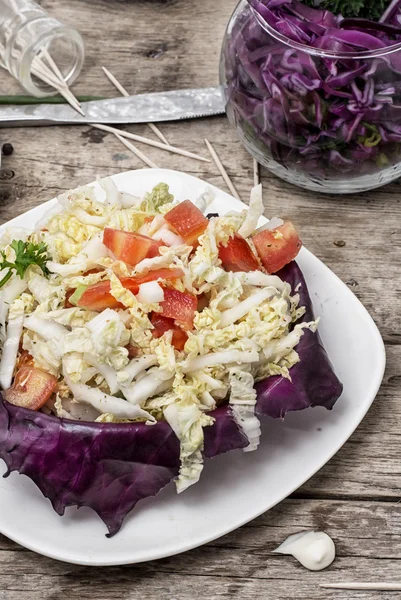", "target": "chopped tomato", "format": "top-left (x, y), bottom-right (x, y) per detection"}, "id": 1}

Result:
top-left (252, 222), bottom-right (302, 273)
top-left (65, 269), bottom-right (104, 308)
top-left (126, 344), bottom-right (140, 359)
top-left (5, 366), bottom-right (57, 411)
top-left (150, 313), bottom-right (188, 351)
top-left (103, 228), bottom-right (163, 266)
top-left (74, 282), bottom-right (124, 311)
top-left (218, 233), bottom-right (260, 272)
top-left (160, 286), bottom-right (197, 330)
top-left (164, 200), bottom-right (208, 246)
top-left (75, 268), bottom-right (184, 312)
top-left (172, 330), bottom-right (188, 351)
